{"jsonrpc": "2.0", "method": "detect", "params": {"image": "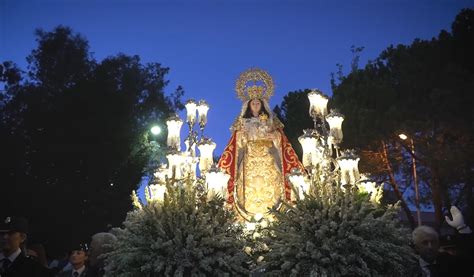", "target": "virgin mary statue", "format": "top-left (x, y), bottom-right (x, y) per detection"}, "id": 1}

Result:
top-left (218, 68), bottom-right (304, 221)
